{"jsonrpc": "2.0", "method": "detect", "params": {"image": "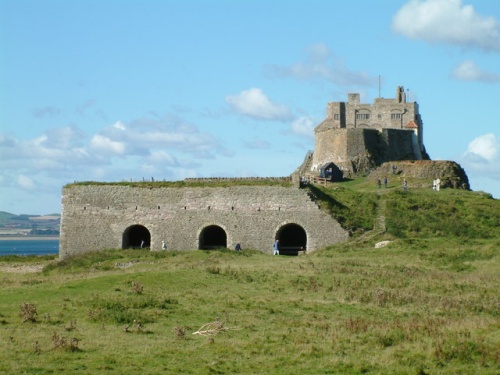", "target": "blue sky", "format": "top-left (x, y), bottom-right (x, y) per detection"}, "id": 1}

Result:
top-left (1, 0), bottom-right (499, 215)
